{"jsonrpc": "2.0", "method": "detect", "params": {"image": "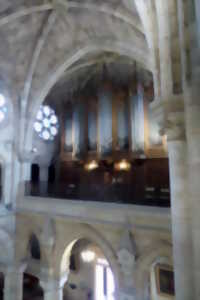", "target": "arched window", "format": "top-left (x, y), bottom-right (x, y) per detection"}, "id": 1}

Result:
top-left (29, 234), bottom-right (41, 260)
